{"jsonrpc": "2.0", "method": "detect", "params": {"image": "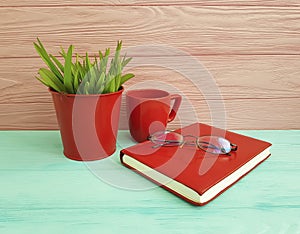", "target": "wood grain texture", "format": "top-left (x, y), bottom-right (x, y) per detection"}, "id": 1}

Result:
top-left (1, 0), bottom-right (300, 7)
top-left (0, 55), bottom-right (299, 130)
top-left (0, 103), bottom-right (57, 129)
top-left (1, 56), bottom-right (299, 103)
top-left (0, 130), bottom-right (299, 233)
top-left (111, 97), bottom-right (300, 130)
top-left (1, 6), bottom-right (300, 57)
top-left (0, 2), bottom-right (299, 130)
top-left (1, 97), bottom-right (299, 130)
